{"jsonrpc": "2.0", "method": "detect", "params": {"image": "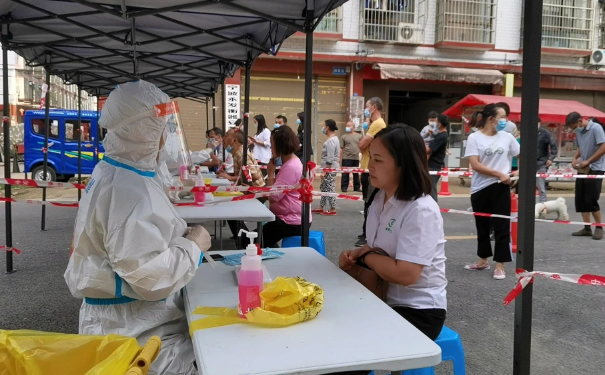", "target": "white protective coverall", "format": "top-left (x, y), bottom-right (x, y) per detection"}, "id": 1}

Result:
top-left (64, 80), bottom-right (205, 375)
